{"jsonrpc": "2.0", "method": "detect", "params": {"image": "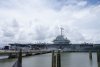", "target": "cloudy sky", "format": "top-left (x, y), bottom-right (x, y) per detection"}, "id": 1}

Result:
top-left (0, 0), bottom-right (100, 46)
